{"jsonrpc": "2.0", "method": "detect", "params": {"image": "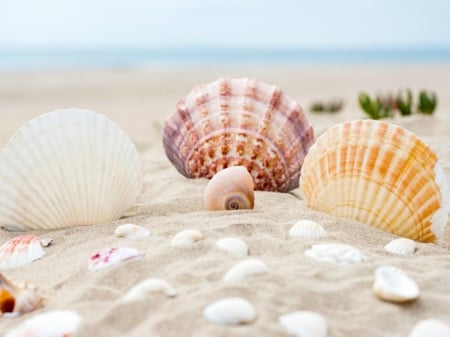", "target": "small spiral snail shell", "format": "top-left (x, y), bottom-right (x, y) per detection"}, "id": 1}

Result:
top-left (204, 166), bottom-right (255, 211)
